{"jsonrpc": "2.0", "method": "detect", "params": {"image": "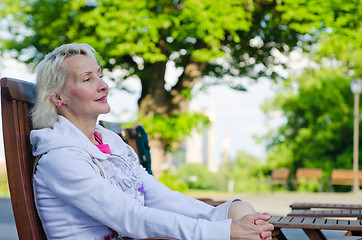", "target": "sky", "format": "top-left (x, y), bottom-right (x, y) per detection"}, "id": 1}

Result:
top-left (0, 56), bottom-right (285, 164)
top-left (190, 79), bottom-right (283, 163)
